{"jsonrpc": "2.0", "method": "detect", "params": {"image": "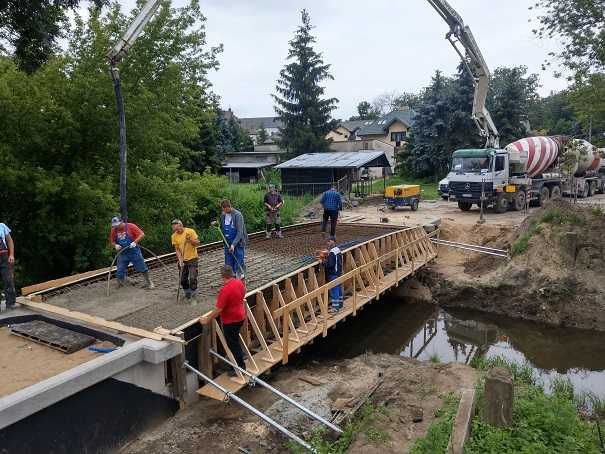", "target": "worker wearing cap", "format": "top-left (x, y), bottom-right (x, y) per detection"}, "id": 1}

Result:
top-left (321, 236), bottom-right (343, 312)
top-left (171, 219), bottom-right (200, 300)
top-left (220, 200), bottom-right (248, 280)
top-left (0, 222), bottom-right (16, 312)
top-left (264, 184), bottom-right (283, 239)
top-left (199, 265), bottom-right (247, 376)
top-left (110, 217), bottom-right (154, 289)
top-left (320, 186), bottom-right (342, 237)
